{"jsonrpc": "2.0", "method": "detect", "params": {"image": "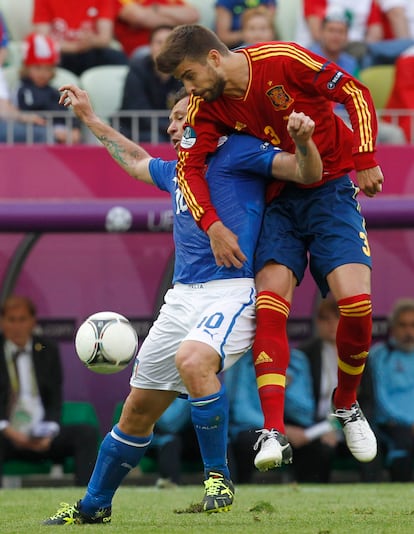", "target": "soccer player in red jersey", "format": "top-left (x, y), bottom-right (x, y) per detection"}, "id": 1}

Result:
top-left (156, 24), bottom-right (383, 471)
